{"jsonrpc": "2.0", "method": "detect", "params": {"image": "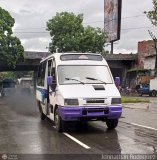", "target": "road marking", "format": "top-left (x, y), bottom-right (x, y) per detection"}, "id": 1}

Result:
top-left (130, 123), bottom-right (157, 131)
top-left (120, 121), bottom-right (157, 131)
top-left (53, 126), bottom-right (90, 149)
top-left (63, 132), bottom-right (91, 149)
